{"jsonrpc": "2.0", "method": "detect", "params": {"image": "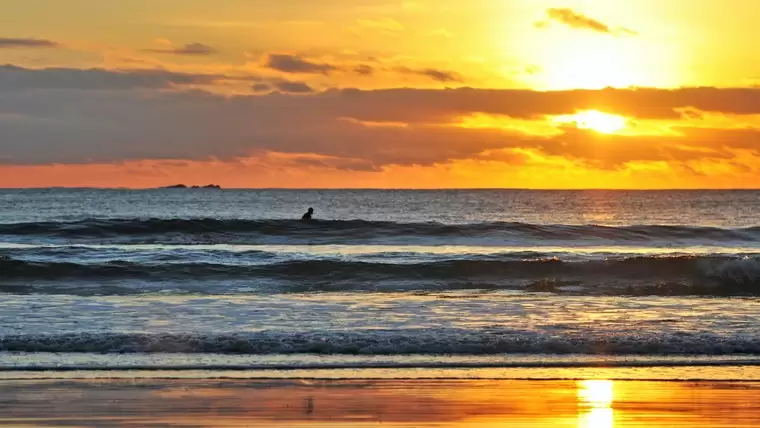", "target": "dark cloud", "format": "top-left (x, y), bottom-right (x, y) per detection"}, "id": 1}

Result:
top-left (143, 42), bottom-right (218, 56)
top-left (0, 38), bottom-right (60, 48)
top-left (287, 155), bottom-right (380, 172)
top-left (272, 80), bottom-right (314, 93)
top-left (251, 80), bottom-right (314, 93)
top-left (396, 67), bottom-right (463, 82)
top-left (542, 8), bottom-right (637, 36)
top-left (8, 74), bottom-right (760, 121)
top-left (251, 83), bottom-right (272, 92)
top-left (353, 65), bottom-right (375, 75)
top-left (531, 127), bottom-right (760, 170)
top-left (311, 87), bottom-right (760, 123)
top-left (3, 80), bottom-right (760, 170)
top-left (262, 54), bottom-right (458, 81)
top-left (265, 54), bottom-right (337, 74)
top-left (0, 90), bottom-right (521, 167)
top-left (546, 8), bottom-right (611, 33)
top-left (0, 65), bottom-right (226, 90)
